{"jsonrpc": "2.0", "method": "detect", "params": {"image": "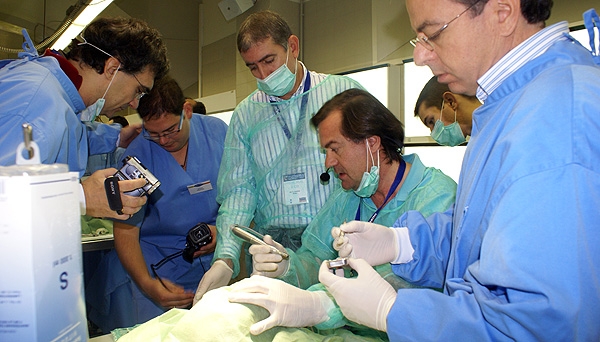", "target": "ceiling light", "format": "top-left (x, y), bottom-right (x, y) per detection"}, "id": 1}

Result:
top-left (51, 0), bottom-right (114, 50)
